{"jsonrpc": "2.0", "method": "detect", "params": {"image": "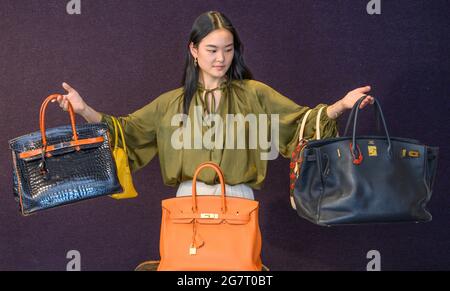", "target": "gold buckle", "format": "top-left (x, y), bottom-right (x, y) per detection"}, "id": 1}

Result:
top-left (408, 150), bottom-right (420, 158)
top-left (200, 213), bottom-right (219, 219)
